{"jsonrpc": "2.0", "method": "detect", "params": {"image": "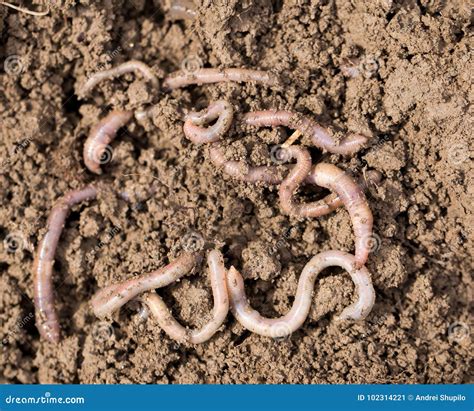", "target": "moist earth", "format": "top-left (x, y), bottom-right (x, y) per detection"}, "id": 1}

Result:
top-left (0, 0), bottom-right (472, 384)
